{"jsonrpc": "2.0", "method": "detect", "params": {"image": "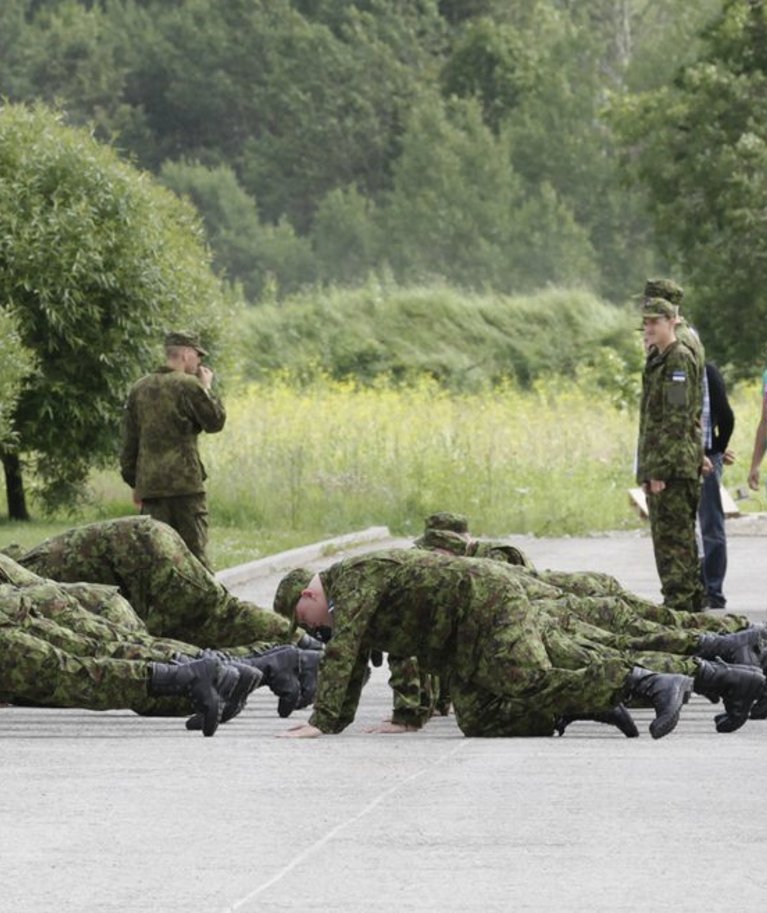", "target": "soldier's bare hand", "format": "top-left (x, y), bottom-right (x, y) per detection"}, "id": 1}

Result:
top-left (196, 364), bottom-right (214, 389)
top-left (723, 449), bottom-right (736, 466)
